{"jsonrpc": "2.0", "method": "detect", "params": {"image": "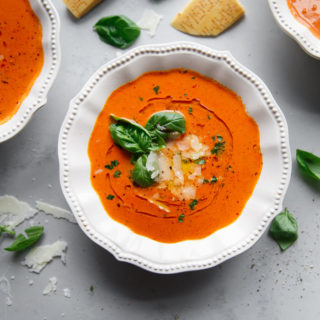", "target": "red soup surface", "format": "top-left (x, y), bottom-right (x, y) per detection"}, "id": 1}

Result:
top-left (88, 69), bottom-right (262, 243)
top-left (0, 0), bottom-right (44, 124)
